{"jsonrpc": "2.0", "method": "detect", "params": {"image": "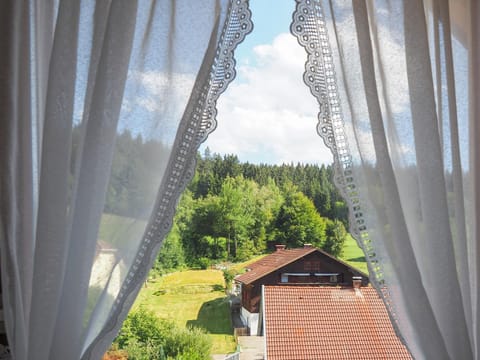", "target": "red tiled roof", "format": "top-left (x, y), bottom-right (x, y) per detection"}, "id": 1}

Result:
top-left (235, 248), bottom-right (317, 285)
top-left (263, 286), bottom-right (412, 360)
